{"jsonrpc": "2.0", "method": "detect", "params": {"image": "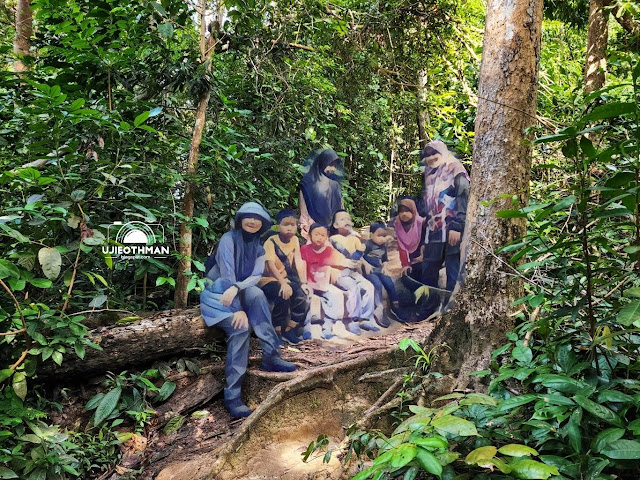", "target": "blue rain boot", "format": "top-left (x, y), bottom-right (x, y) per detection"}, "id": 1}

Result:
top-left (224, 398), bottom-right (252, 418)
top-left (282, 329), bottom-right (302, 345)
top-left (260, 354), bottom-right (297, 373)
top-left (359, 319), bottom-right (380, 332)
top-left (344, 319), bottom-right (361, 335)
top-left (322, 321), bottom-right (335, 339)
